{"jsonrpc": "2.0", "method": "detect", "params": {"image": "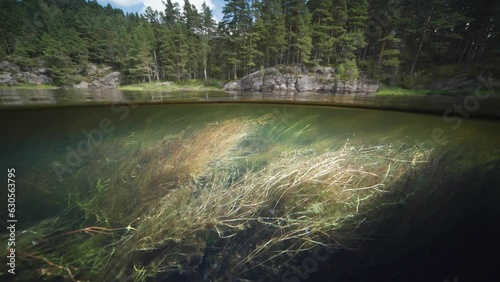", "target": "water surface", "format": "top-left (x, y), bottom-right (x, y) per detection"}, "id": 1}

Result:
top-left (1, 89), bottom-right (499, 282)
